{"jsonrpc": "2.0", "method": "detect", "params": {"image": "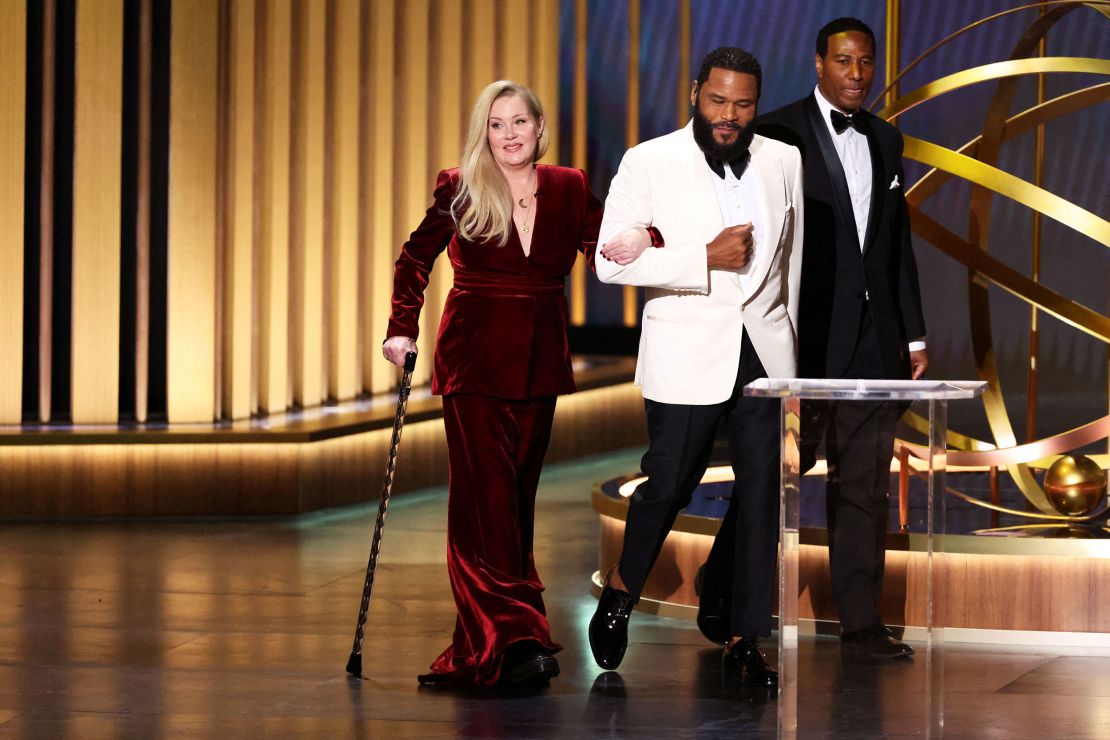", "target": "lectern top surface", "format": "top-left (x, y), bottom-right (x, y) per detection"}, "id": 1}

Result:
top-left (743, 378), bottom-right (987, 400)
